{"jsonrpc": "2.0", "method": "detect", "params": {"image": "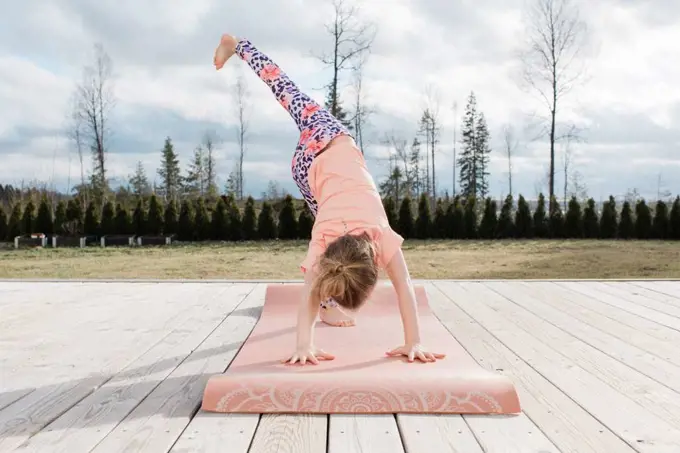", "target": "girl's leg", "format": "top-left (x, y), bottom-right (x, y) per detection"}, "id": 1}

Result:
top-left (234, 39), bottom-right (322, 133)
